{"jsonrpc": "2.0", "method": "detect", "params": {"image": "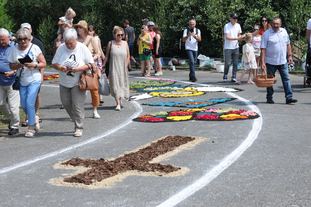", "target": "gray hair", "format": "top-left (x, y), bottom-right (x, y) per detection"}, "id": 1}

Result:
top-left (0, 28), bottom-right (10, 37)
top-left (15, 28), bottom-right (32, 40)
top-left (63, 28), bottom-right (77, 41)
